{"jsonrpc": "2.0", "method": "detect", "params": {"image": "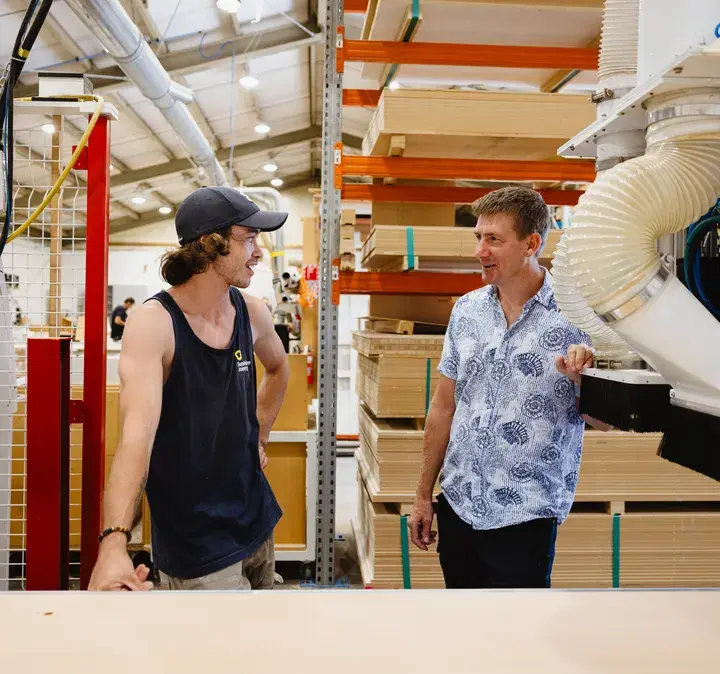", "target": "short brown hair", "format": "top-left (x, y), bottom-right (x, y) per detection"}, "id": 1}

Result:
top-left (472, 187), bottom-right (552, 247)
top-left (160, 227), bottom-right (233, 286)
